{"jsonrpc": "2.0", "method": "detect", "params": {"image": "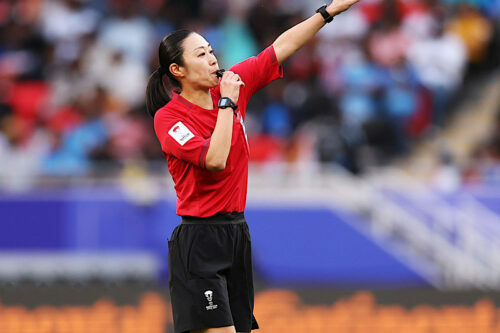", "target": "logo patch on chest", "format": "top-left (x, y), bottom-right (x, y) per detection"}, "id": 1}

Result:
top-left (168, 121), bottom-right (194, 146)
